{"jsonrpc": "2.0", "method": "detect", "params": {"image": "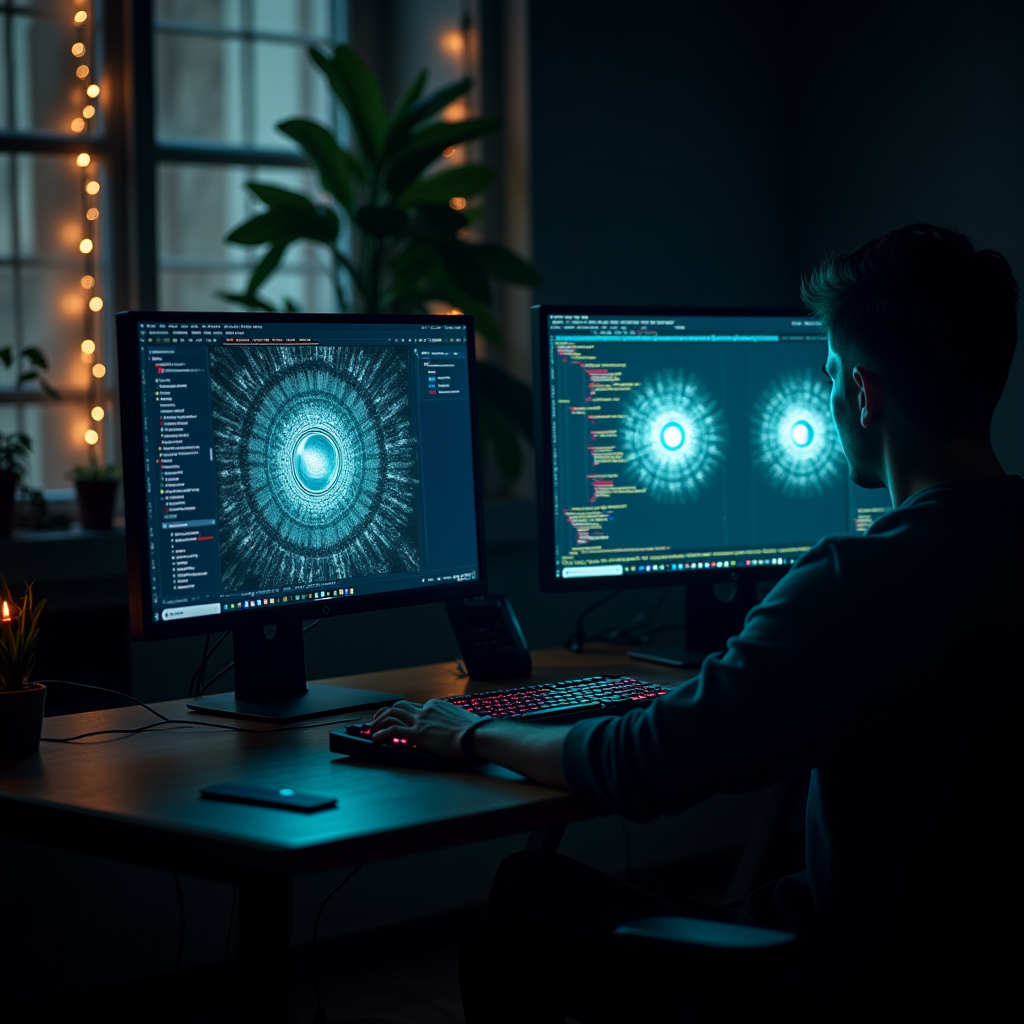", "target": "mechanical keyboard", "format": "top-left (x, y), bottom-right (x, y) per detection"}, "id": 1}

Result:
top-left (329, 675), bottom-right (669, 769)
